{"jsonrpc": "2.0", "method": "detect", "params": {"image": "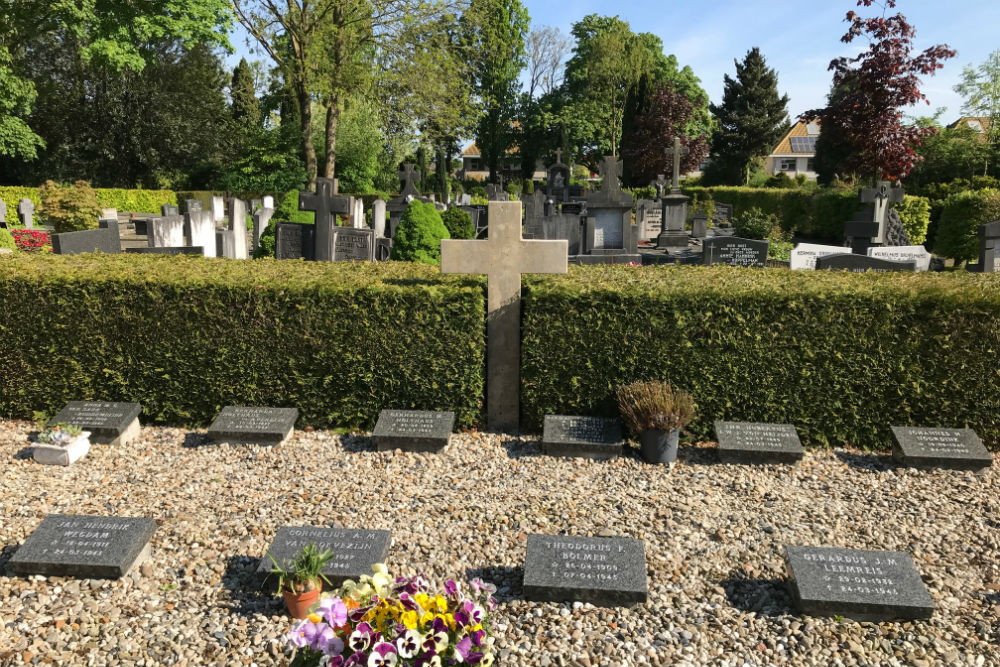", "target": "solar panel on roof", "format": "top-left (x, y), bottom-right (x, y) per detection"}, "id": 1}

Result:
top-left (790, 137), bottom-right (818, 153)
